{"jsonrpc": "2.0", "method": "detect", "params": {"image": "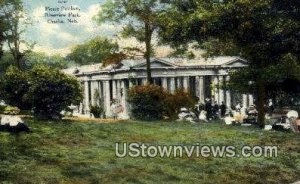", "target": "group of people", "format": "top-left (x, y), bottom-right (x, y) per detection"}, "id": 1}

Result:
top-left (194, 98), bottom-right (260, 123)
top-left (195, 99), bottom-right (227, 121)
